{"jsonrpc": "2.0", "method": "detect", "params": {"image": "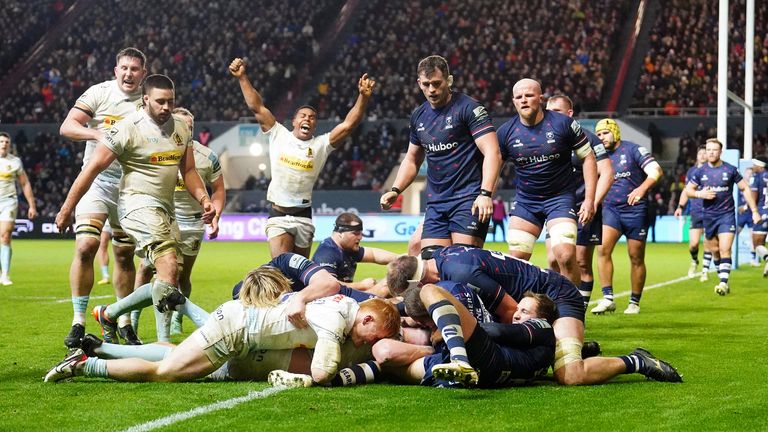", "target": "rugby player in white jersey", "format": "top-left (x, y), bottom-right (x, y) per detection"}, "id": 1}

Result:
top-left (45, 266), bottom-right (400, 384)
top-left (58, 48), bottom-right (147, 348)
top-left (133, 107), bottom-right (225, 335)
top-left (55, 74), bottom-right (215, 346)
top-left (229, 57), bottom-right (375, 259)
top-left (0, 132), bottom-right (37, 285)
